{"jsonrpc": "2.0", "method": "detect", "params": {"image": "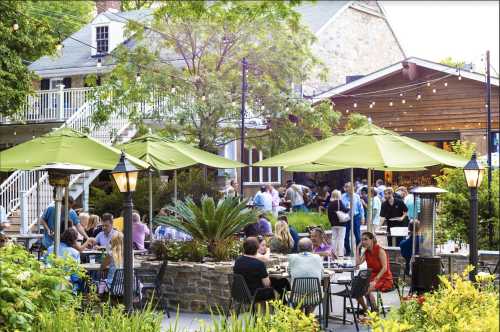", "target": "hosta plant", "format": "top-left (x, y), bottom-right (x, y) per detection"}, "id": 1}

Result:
top-left (156, 196), bottom-right (258, 261)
